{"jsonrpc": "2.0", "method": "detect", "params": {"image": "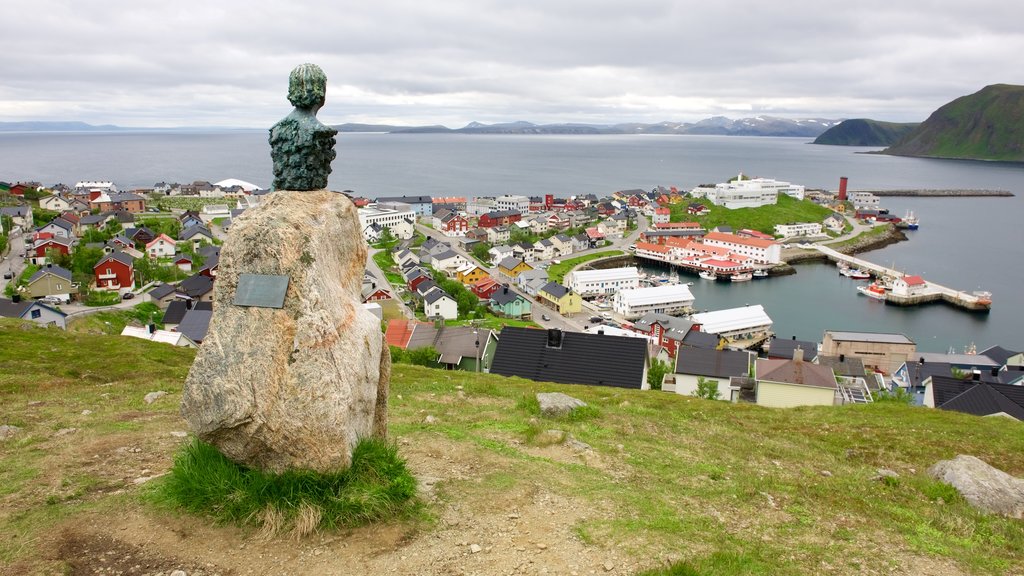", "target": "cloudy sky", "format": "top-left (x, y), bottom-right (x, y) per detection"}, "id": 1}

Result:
top-left (2, 0), bottom-right (1020, 128)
